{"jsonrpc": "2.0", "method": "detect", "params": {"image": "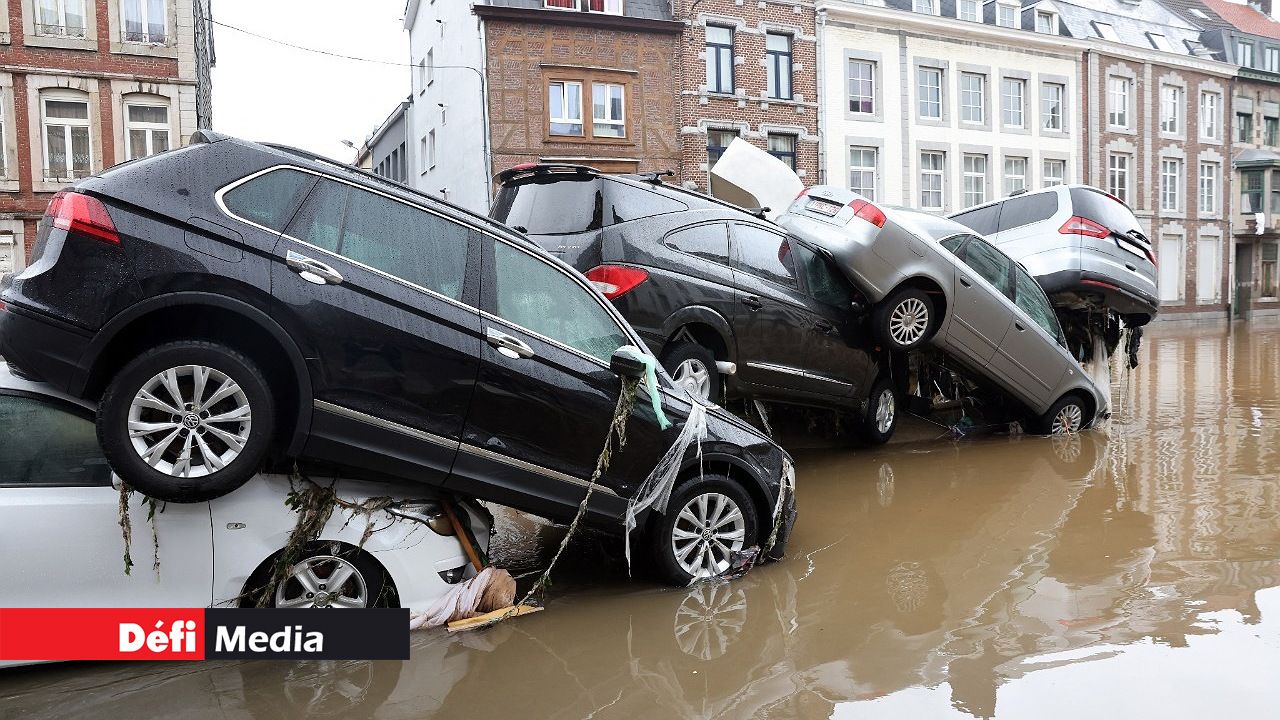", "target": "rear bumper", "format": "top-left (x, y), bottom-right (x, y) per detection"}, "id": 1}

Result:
top-left (1036, 268), bottom-right (1158, 320)
top-left (0, 301), bottom-right (91, 393)
top-left (764, 484), bottom-right (797, 561)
